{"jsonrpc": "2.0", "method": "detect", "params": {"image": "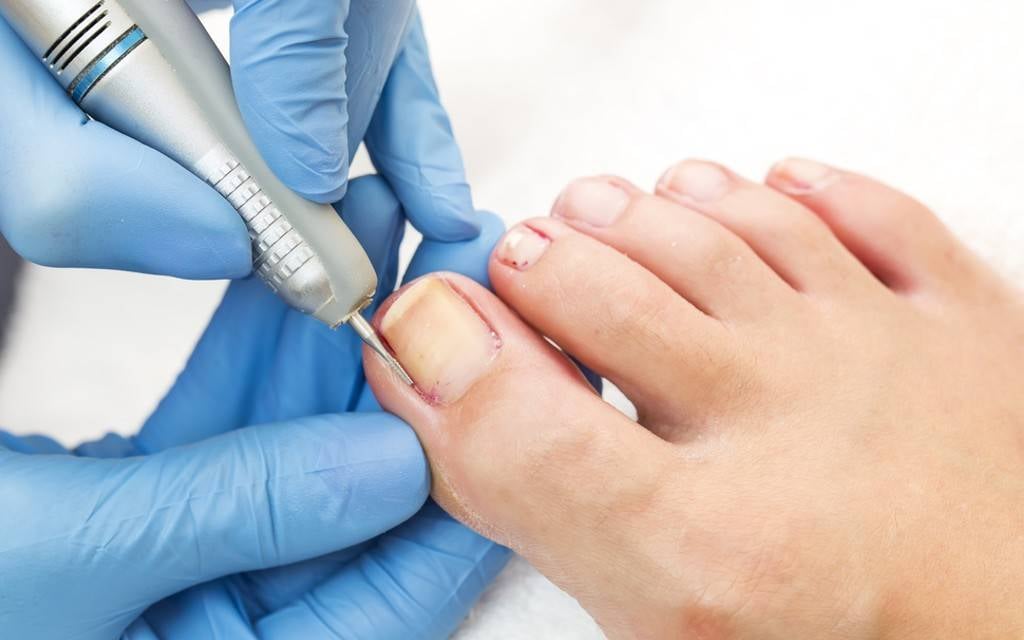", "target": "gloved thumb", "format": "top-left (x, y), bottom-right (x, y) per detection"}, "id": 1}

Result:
top-left (0, 414), bottom-right (428, 625)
